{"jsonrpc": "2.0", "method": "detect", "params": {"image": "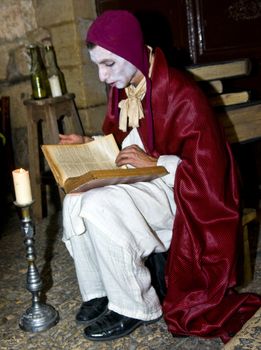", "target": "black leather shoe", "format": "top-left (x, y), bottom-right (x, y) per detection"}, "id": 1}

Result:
top-left (84, 310), bottom-right (161, 341)
top-left (76, 297), bottom-right (108, 325)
